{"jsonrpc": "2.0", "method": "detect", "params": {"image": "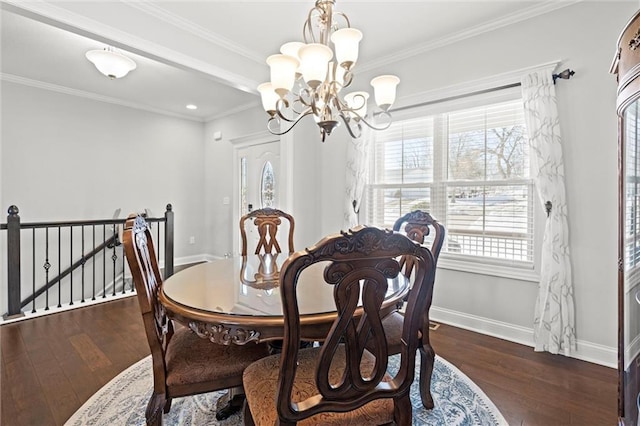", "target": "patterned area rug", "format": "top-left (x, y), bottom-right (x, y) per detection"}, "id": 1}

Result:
top-left (66, 354), bottom-right (507, 426)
